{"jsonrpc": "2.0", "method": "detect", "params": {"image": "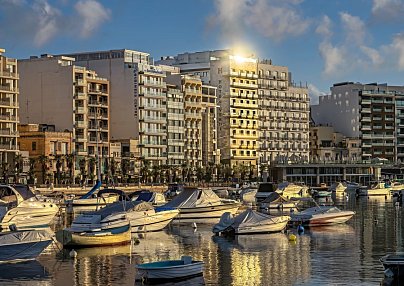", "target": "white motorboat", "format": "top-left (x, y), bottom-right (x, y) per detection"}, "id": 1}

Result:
top-left (134, 190), bottom-right (166, 205)
top-left (290, 203), bottom-right (355, 226)
top-left (356, 181), bottom-right (391, 196)
top-left (213, 209), bottom-right (290, 235)
top-left (329, 182), bottom-right (347, 193)
top-left (258, 192), bottom-right (298, 210)
top-left (276, 182), bottom-right (310, 199)
top-left (380, 253), bottom-right (404, 278)
top-left (135, 256), bottom-right (204, 283)
top-left (239, 188), bottom-right (257, 204)
top-left (64, 181), bottom-right (119, 206)
top-left (343, 181), bottom-right (360, 192)
top-left (69, 189), bottom-right (179, 233)
top-left (0, 229), bottom-right (53, 262)
top-left (162, 187), bottom-right (240, 222)
top-left (0, 185), bottom-right (59, 231)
